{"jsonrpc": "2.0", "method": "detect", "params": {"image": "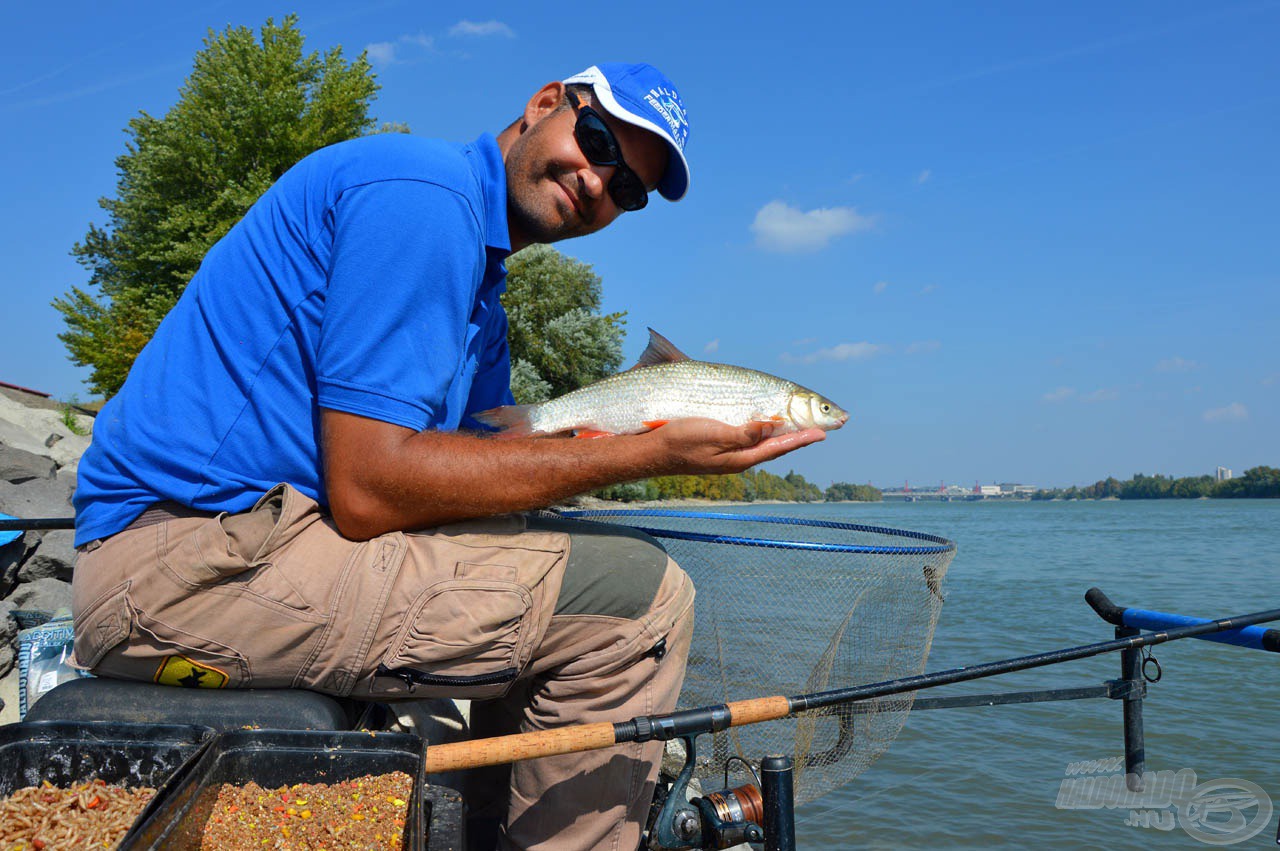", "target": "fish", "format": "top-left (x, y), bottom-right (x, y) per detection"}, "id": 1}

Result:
top-left (474, 328), bottom-right (850, 438)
